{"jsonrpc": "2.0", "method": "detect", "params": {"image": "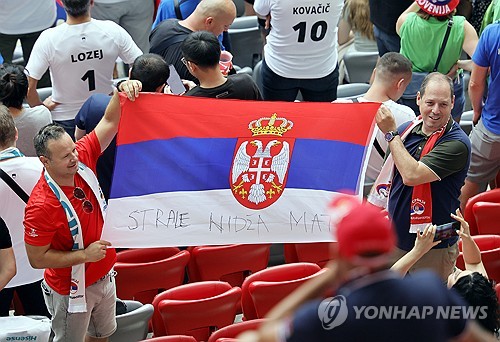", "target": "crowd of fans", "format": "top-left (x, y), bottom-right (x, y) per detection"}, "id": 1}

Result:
top-left (0, 0), bottom-right (499, 341)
